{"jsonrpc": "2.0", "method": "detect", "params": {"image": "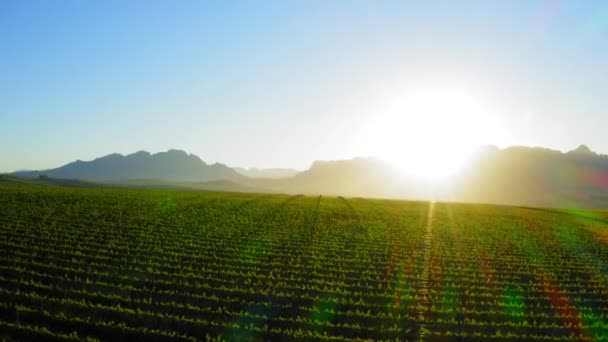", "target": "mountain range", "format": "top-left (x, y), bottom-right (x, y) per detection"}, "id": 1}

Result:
top-left (9, 145), bottom-right (608, 209)
top-left (449, 144), bottom-right (608, 208)
top-left (13, 150), bottom-right (243, 182)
